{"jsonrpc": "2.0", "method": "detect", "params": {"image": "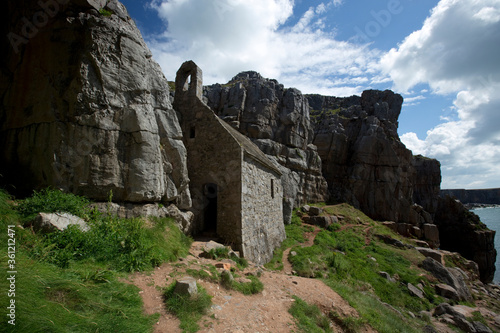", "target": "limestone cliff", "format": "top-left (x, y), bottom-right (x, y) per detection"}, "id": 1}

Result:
top-left (204, 72), bottom-right (328, 223)
top-left (309, 91), bottom-right (435, 226)
top-left (0, 0), bottom-right (191, 208)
